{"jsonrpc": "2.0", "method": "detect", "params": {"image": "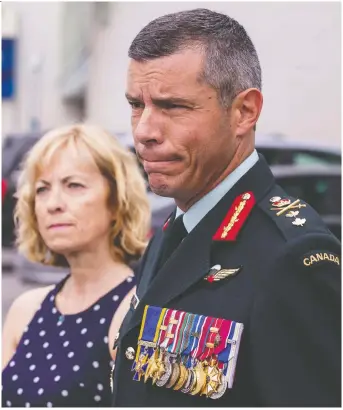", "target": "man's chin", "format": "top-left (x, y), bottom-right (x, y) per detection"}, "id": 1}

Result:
top-left (148, 174), bottom-right (171, 197)
top-left (149, 184), bottom-right (173, 197)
